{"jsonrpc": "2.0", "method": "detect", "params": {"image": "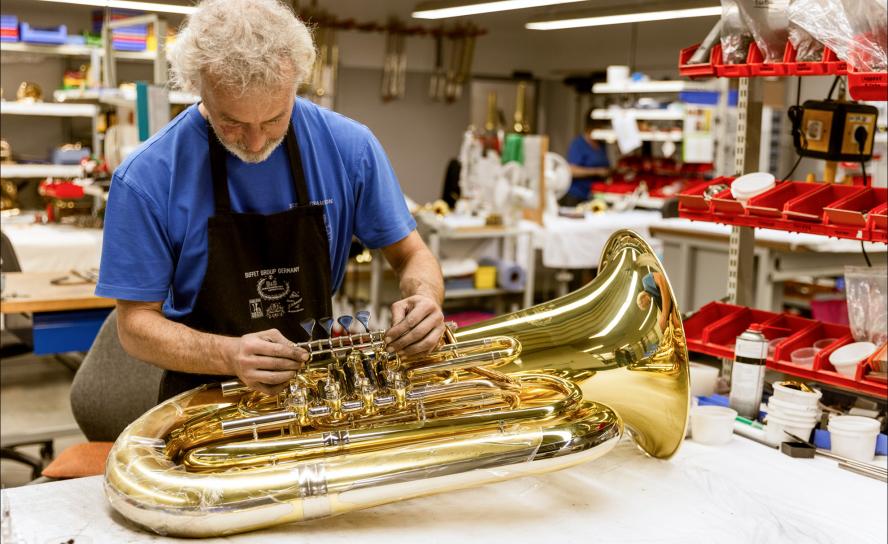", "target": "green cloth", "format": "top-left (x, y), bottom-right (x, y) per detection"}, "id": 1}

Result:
top-left (501, 133), bottom-right (524, 164)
